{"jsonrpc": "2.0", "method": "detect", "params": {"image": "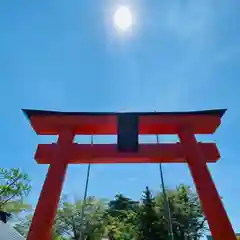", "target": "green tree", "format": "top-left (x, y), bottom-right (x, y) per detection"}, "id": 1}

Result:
top-left (138, 187), bottom-right (168, 240)
top-left (105, 194), bottom-right (139, 240)
top-left (156, 184), bottom-right (207, 239)
top-left (55, 196), bottom-right (106, 240)
top-left (12, 182), bottom-right (207, 240)
top-left (104, 214), bottom-right (137, 240)
top-left (108, 194), bottom-right (139, 214)
top-left (0, 168), bottom-right (32, 218)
